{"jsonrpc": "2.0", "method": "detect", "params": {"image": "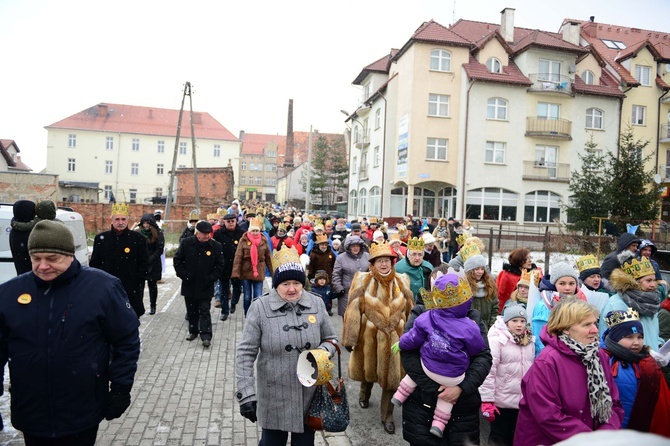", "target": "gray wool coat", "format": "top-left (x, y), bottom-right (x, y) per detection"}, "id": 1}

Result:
top-left (331, 236), bottom-right (370, 316)
top-left (236, 288), bottom-right (338, 433)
